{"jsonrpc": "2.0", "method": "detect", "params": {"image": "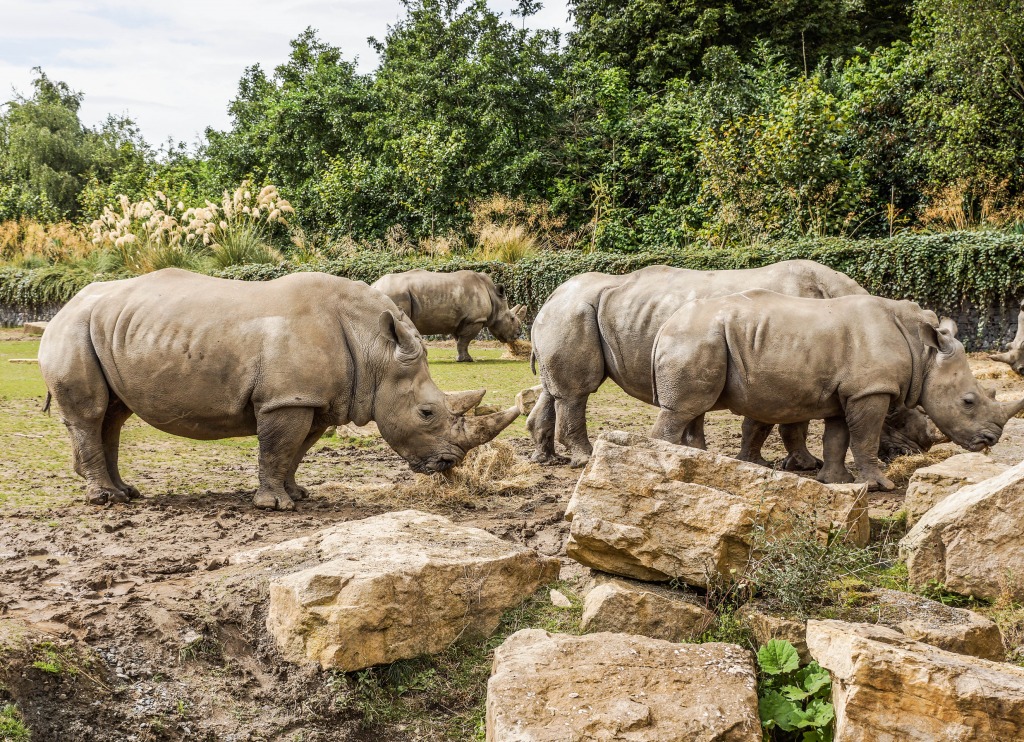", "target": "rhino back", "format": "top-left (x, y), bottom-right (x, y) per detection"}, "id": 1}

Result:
top-left (48, 270), bottom-right (384, 438)
top-left (372, 269), bottom-right (492, 336)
